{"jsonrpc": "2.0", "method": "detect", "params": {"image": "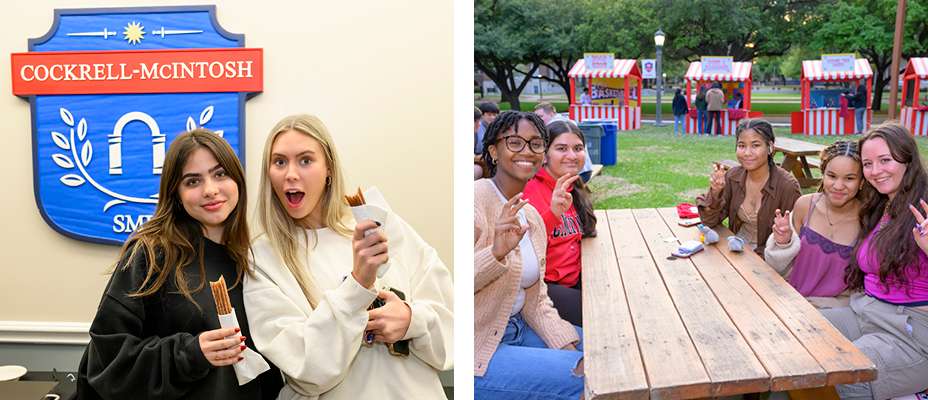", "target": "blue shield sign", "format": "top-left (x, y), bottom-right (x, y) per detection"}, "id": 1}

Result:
top-left (12, 6), bottom-right (262, 245)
